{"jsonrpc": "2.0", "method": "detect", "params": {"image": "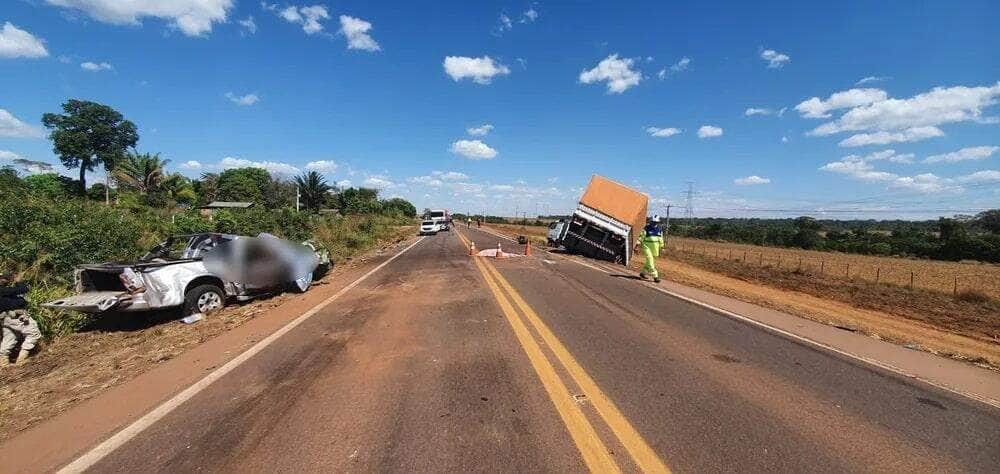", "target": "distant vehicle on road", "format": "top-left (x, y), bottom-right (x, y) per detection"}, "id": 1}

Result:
top-left (546, 175), bottom-right (648, 266)
top-left (428, 209), bottom-right (451, 231)
top-left (419, 220), bottom-right (441, 235)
